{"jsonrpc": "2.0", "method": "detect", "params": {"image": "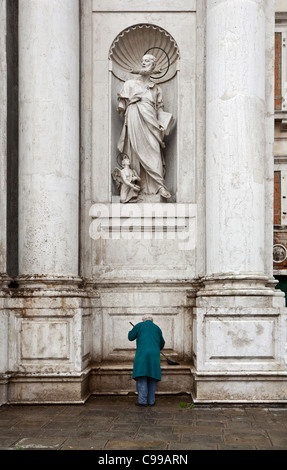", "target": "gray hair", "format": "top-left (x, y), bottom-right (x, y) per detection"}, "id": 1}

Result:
top-left (142, 314), bottom-right (153, 322)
